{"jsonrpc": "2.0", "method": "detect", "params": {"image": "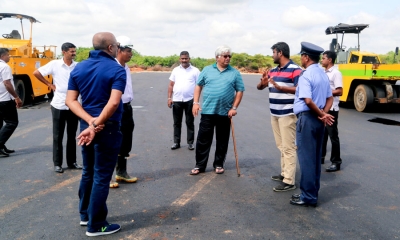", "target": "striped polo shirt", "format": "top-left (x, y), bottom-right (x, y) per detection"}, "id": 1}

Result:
top-left (197, 63), bottom-right (245, 116)
top-left (268, 60), bottom-right (302, 117)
